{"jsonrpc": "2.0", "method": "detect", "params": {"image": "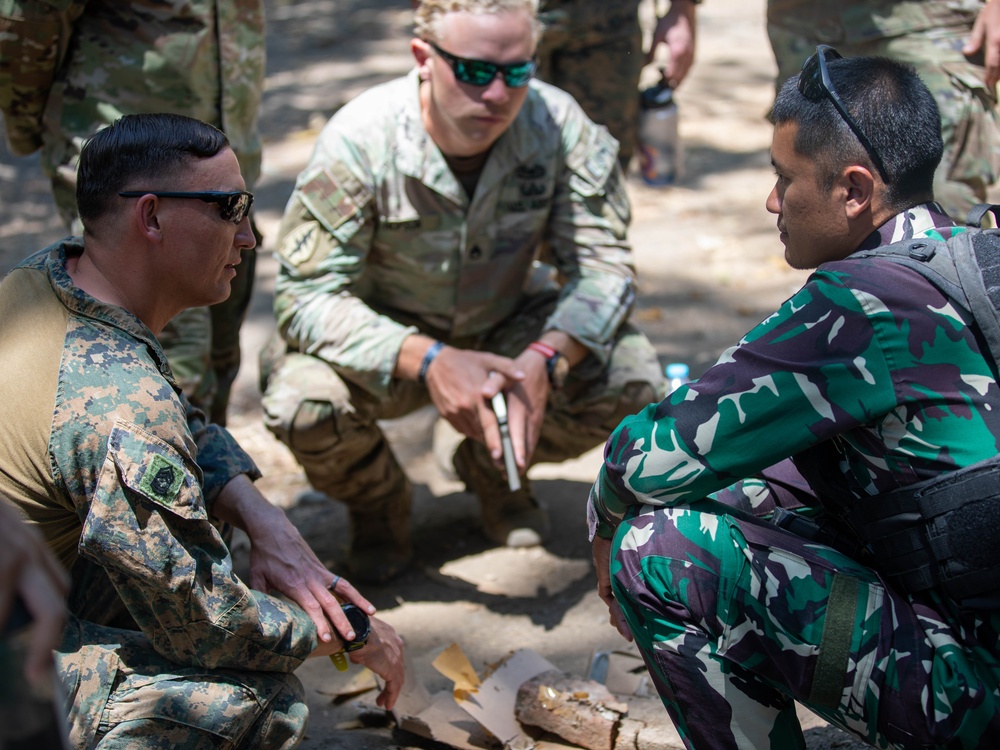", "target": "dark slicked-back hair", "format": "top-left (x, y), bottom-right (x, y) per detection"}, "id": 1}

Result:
top-left (770, 55), bottom-right (943, 211)
top-left (77, 113), bottom-right (230, 230)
